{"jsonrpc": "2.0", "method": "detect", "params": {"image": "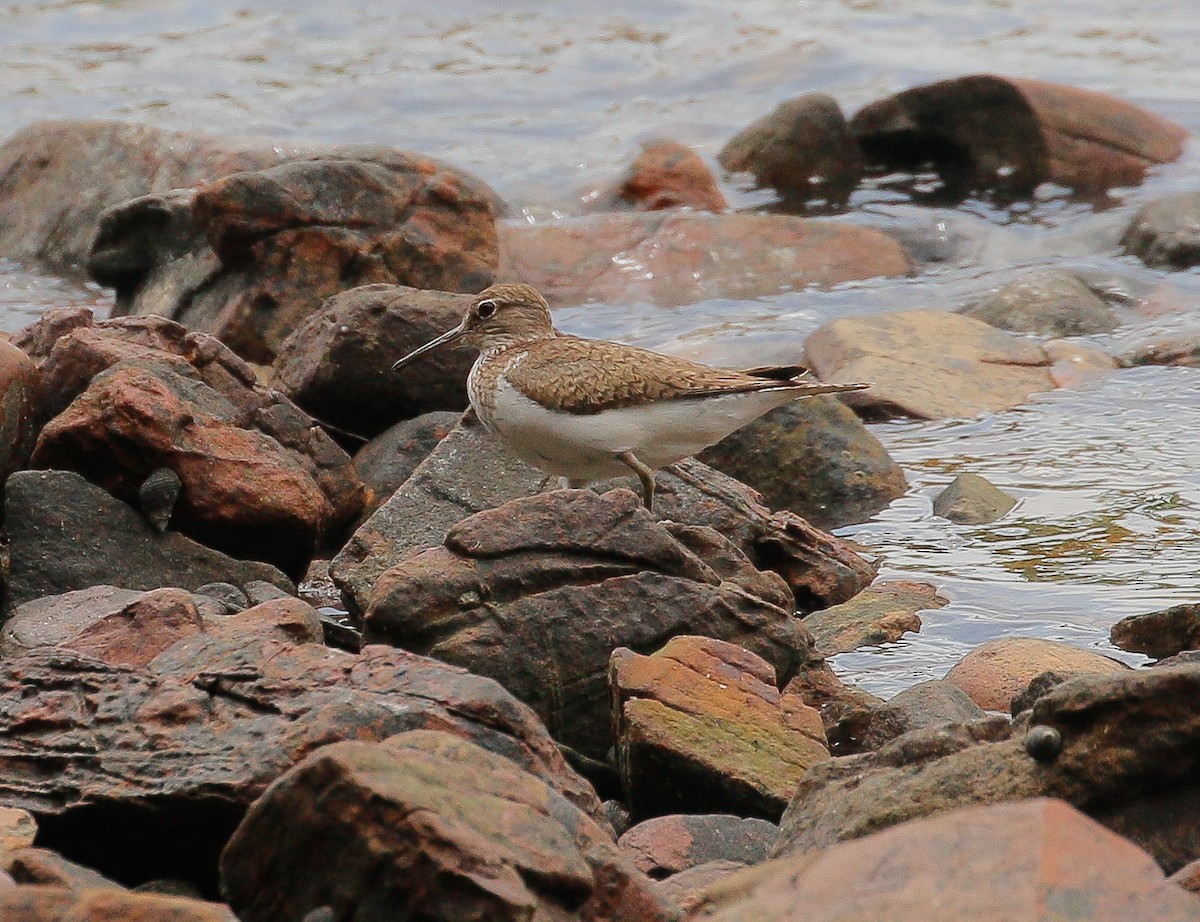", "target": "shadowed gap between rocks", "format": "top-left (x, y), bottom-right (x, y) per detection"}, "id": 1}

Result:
top-left (32, 796), bottom-right (246, 899)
